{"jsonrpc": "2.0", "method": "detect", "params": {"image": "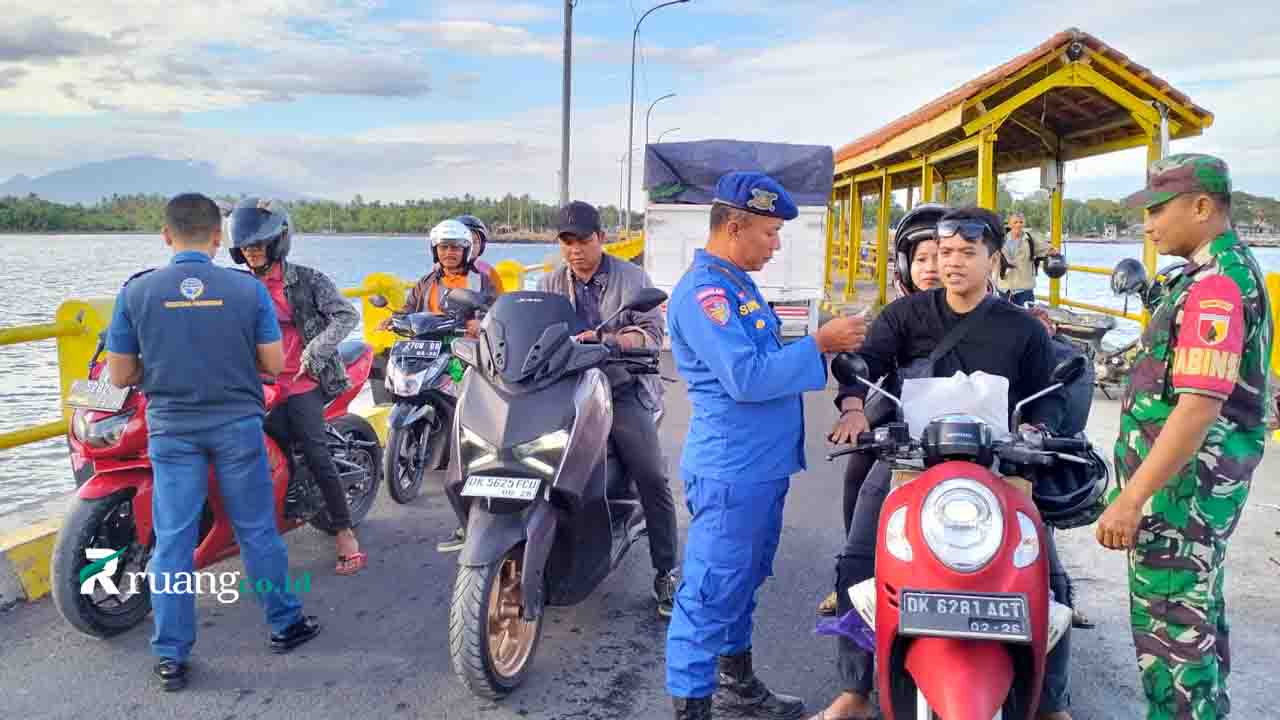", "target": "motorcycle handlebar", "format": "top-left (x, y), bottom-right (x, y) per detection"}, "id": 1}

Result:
top-left (1042, 437), bottom-right (1090, 453)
